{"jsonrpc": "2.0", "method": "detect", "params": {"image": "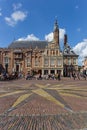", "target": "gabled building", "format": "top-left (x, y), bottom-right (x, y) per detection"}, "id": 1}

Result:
top-left (42, 20), bottom-right (63, 75)
top-left (0, 20), bottom-right (79, 76)
top-left (63, 34), bottom-right (79, 76)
